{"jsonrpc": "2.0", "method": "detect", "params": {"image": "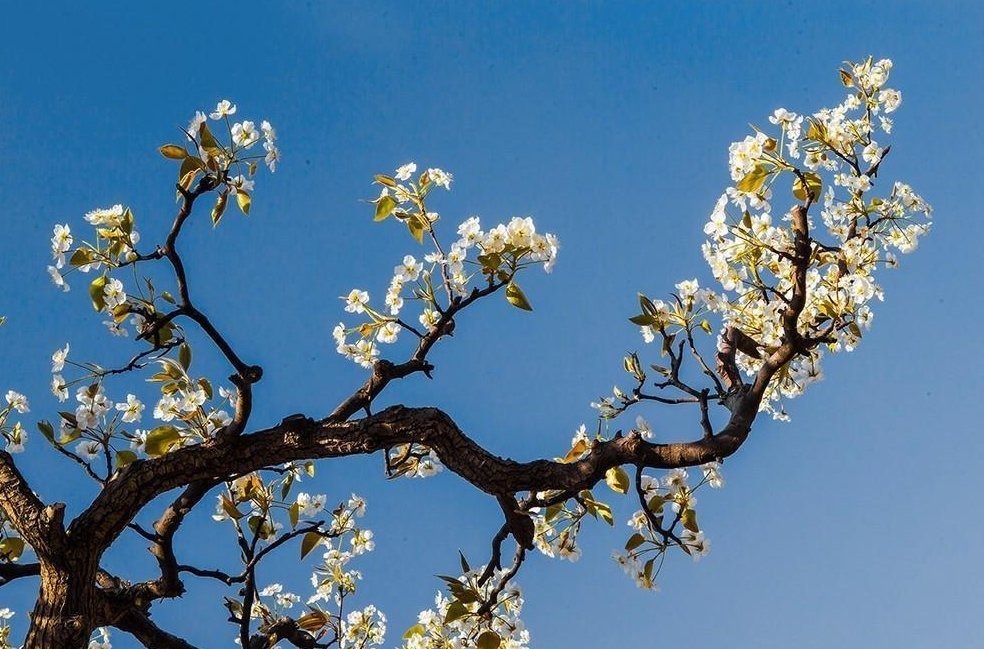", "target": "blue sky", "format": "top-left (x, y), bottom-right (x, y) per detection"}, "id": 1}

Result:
top-left (1, 2), bottom-right (982, 647)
